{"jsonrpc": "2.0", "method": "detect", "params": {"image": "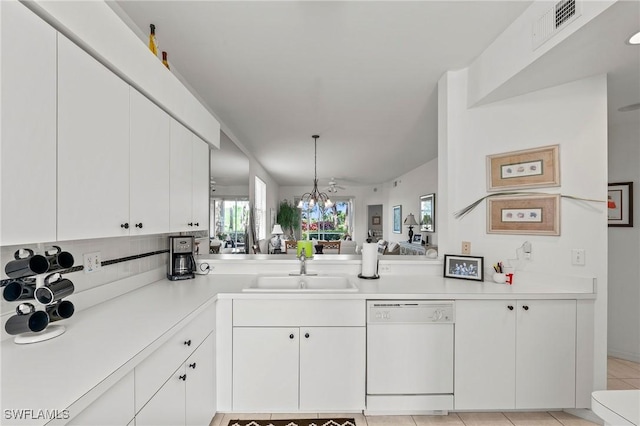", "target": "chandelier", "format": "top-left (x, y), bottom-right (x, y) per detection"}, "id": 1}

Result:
top-left (297, 135), bottom-right (333, 209)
